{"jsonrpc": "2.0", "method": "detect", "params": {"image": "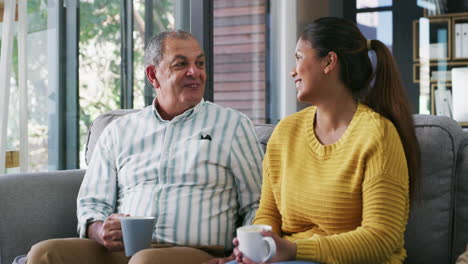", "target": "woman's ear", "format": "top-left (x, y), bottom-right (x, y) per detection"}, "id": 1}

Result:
top-left (145, 65), bottom-right (160, 88)
top-left (323, 51), bottom-right (338, 75)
